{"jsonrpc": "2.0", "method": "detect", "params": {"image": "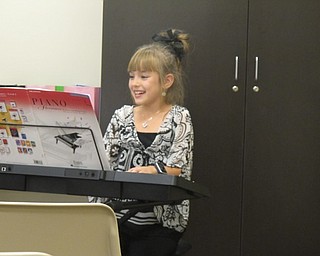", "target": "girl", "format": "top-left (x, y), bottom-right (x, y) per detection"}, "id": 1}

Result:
top-left (97, 28), bottom-right (193, 256)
